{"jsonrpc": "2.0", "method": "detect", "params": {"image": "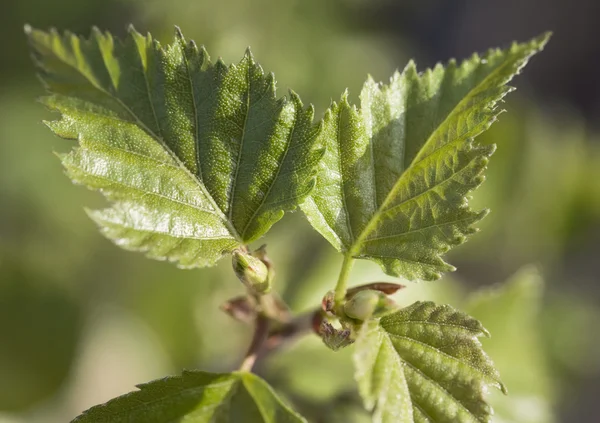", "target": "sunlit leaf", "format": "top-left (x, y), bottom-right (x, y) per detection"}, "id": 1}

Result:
top-left (27, 25), bottom-right (322, 268)
top-left (353, 301), bottom-right (504, 422)
top-left (302, 34), bottom-right (550, 280)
